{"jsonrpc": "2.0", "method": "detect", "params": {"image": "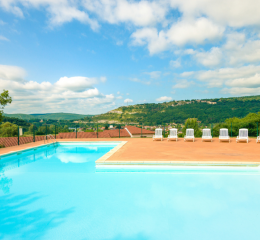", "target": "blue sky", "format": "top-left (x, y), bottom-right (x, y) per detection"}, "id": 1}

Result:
top-left (1, 0), bottom-right (260, 114)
